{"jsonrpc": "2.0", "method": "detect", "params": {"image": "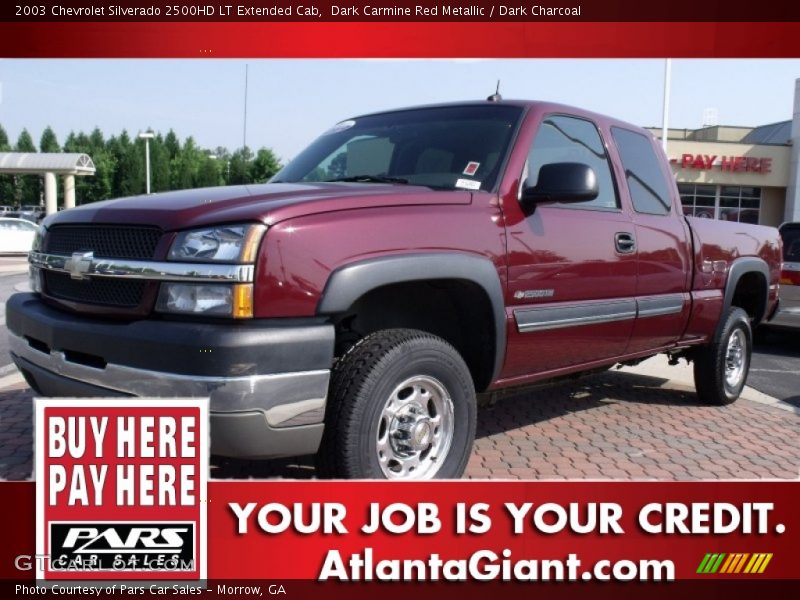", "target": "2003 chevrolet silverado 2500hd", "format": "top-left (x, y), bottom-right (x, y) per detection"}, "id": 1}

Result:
top-left (6, 100), bottom-right (782, 479)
